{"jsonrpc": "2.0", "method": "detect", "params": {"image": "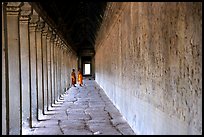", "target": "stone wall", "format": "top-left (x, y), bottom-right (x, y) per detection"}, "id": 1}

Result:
top-left (95, 2), bottom-right (202, 135)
